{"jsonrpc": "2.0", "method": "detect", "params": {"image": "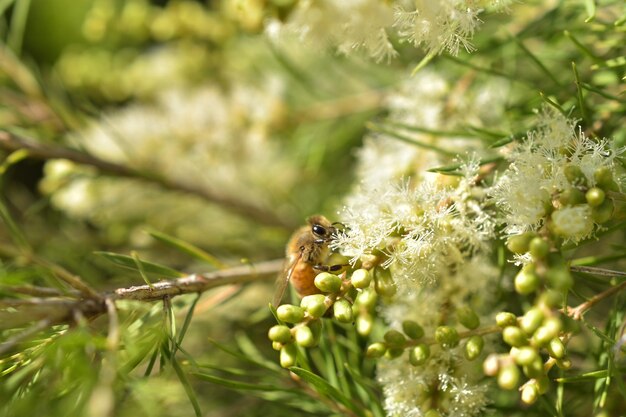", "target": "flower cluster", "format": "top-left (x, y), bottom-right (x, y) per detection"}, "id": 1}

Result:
top-left (266, 0), bottom-right (512, 61)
